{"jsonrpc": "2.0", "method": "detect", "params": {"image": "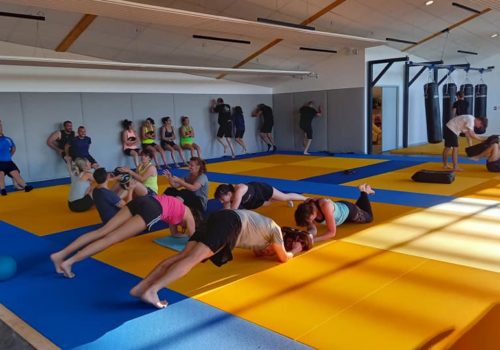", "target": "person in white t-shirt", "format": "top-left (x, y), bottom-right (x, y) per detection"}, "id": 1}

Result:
top-left (130, 209), bottom-right (304, 308)
top-left (442, 115), bottom-right (486, 171)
